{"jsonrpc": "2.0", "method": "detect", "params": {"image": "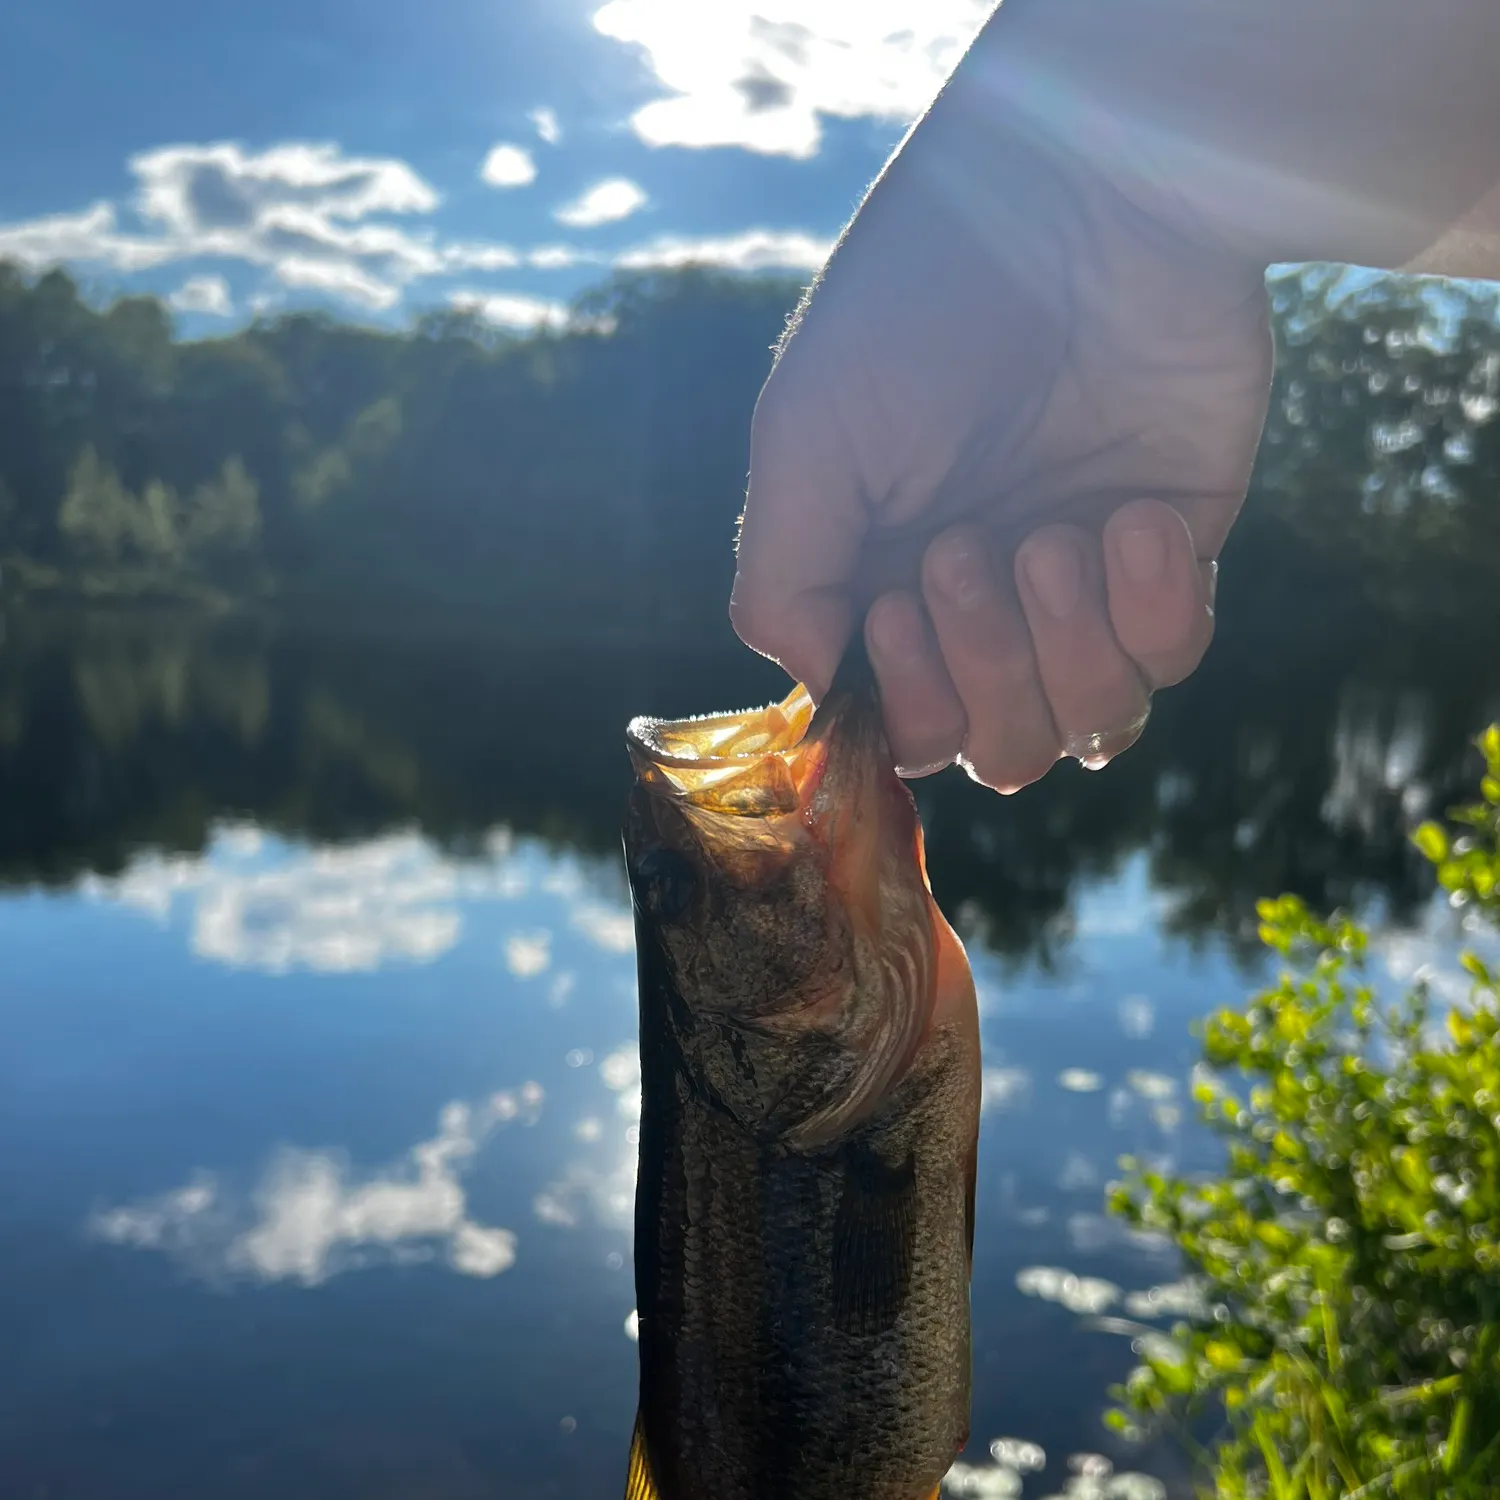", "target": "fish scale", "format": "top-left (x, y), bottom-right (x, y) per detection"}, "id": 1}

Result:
top-left (622, 653), bottom-right (981, 1500)
top-left (636, 1021), bottom-right (973, 1499)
